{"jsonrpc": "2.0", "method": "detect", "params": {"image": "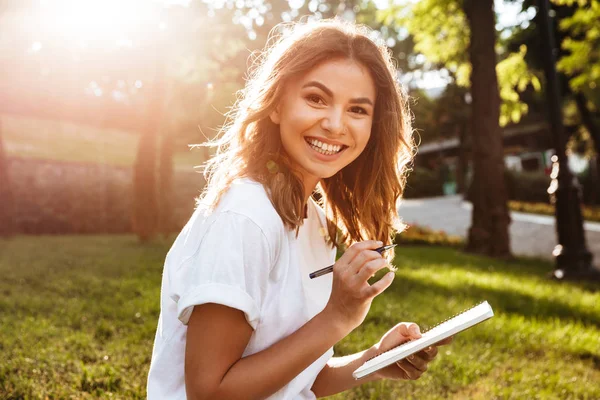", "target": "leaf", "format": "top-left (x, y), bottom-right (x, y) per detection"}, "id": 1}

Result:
top-left (531, 76), bottom-right (541, 91)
